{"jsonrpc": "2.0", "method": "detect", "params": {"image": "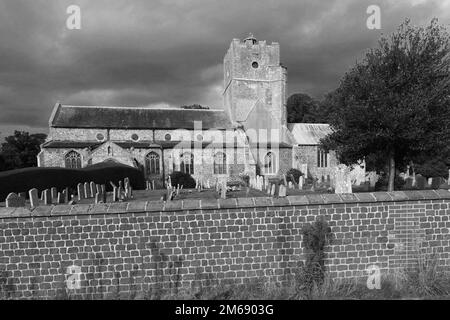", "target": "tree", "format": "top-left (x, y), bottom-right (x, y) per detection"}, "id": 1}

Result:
top-left (321, 19), bottom-right (450, 191)
top-left (287, 93), bottom-right (318, 122)
top-left (0, 131), bottom-right (47, 171)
